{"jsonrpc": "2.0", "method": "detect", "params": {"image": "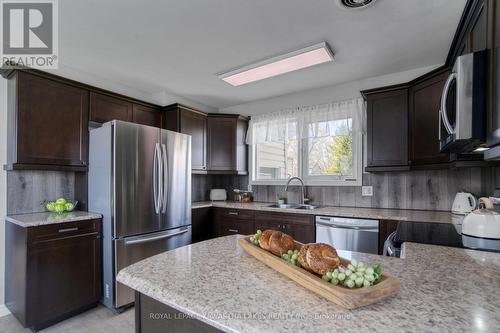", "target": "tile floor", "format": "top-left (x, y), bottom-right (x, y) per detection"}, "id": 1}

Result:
top-left (0, 306), bottom-right (134, 333)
